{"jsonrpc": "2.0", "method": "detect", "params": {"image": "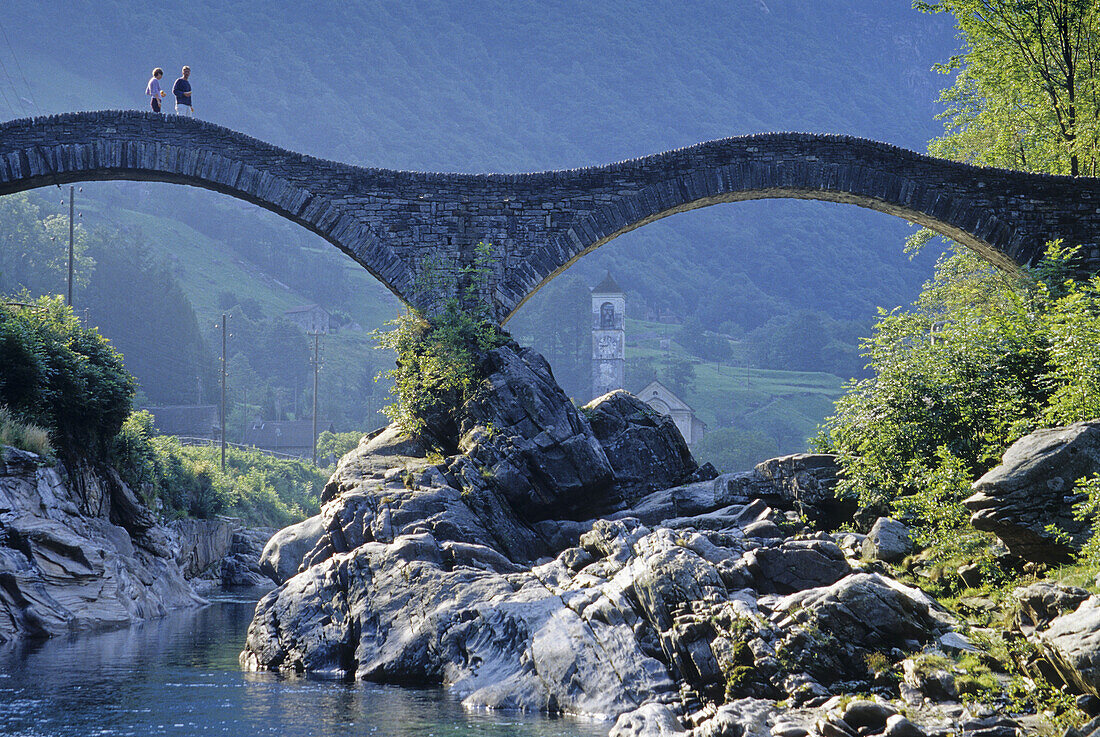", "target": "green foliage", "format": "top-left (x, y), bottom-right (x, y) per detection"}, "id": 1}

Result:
top-left (891, 446), bottom-right (974, 549)
top-left (816, 244), bottom-right (1063, 513)
top-left (0, 193), bottom-right (93, 297)
top-left (817, 238), bottom-right (1100, 578)
top-left (678, 316), bottom-right (732, 363)
top-left (0, 405), bottom-right (53, 459)
top-left (917, 0), bottom-right (1100, 175)
top-left (111, 415), bottom-right (324, 527)
top-left (1071, 475), bottom-right (1100, 565)
top-left (374, 243), bottom-right (506, 438)
top-left (315, 429), bottom-right (364, 466)
top-left (507, 273), bottom-right (593, 400)
top-left (665, 358), bottom-right (696, 398)
top-left (82, 226), bottom-right (214, 405)
top-left (0, 296), bottom-right (134, 459)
